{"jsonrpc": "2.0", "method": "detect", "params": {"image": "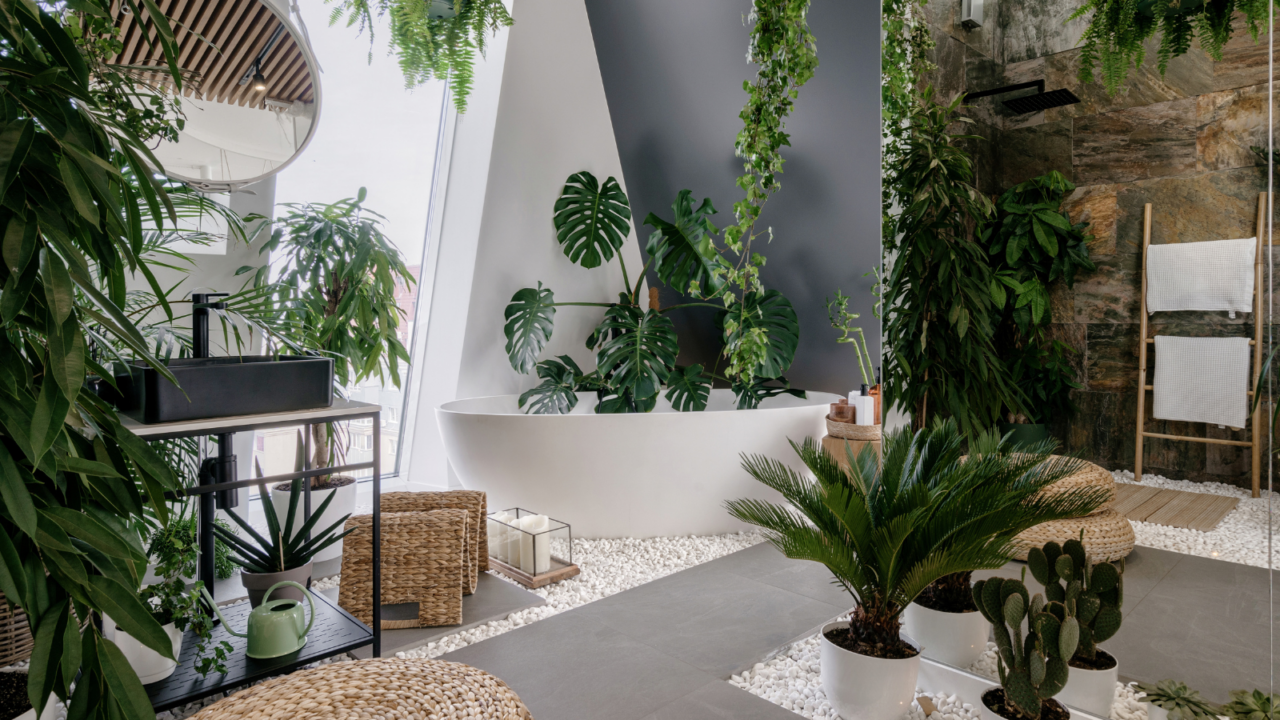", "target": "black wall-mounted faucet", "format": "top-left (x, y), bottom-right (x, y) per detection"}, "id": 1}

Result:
top-left (191, 292), bottom-right (229, 359)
